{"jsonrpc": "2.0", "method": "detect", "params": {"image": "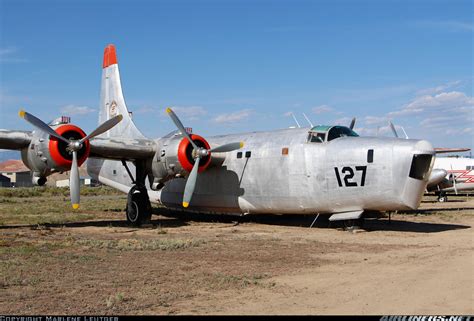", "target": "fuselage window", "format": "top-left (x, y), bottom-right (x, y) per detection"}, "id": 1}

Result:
top-left (237, 152), bottom-right (242, 159)
top-left (245, 151), bottom-right (251, 158)
top-left (367, 149), bottom-right (374, 163)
